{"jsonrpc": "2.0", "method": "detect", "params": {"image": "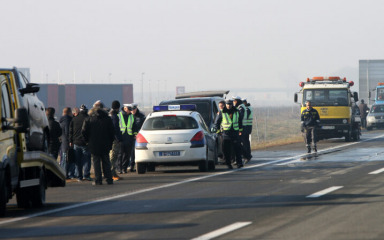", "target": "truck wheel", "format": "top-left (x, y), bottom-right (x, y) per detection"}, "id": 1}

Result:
top-left (16, 188), bottom-right (31, 208)
top-left (31, 170), bottom-right (46, 207)
top-left (0, 172), bottom-right (7, 217)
